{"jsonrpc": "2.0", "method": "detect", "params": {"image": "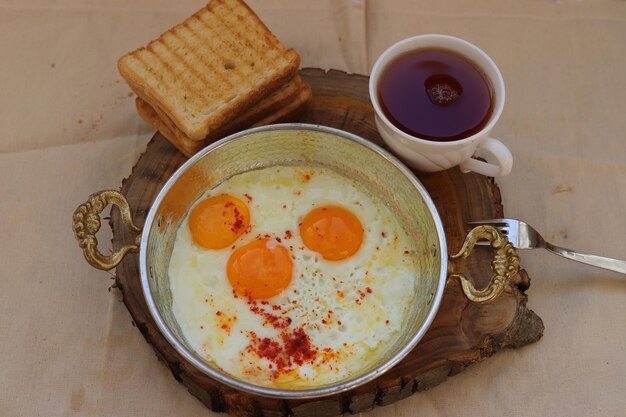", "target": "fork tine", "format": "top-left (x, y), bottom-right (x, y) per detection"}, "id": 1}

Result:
top-left (466, 225), bottom-right (509, 248)
top-left (467, 218), bottom-right (508, 225)
top-left (467, 218), bottom-right (522, 248)
top-left (466, 221), bottom-right (511, 244)
top-left (467, 219), bottom-right (510, 232)
top-left (467, 219), bottom-right (514, 234)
